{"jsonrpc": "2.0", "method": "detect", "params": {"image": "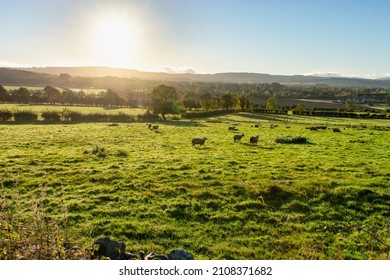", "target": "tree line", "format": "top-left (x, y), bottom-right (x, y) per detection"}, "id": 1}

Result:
top-left (0, 85), bottom-right (127, 107)
top-left (1, 84), bottom-right (389, 122)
